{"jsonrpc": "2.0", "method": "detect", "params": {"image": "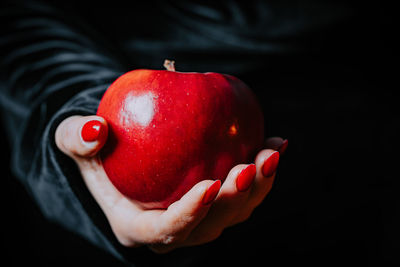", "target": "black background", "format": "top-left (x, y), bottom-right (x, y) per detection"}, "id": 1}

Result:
top-left (1, 1), bottom-right (397, 266)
